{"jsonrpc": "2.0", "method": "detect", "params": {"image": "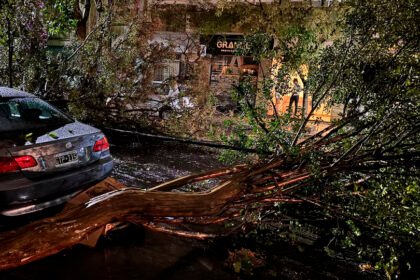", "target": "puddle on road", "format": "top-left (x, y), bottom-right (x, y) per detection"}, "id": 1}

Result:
top-left (2, 225), bottom-right (235, 280)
